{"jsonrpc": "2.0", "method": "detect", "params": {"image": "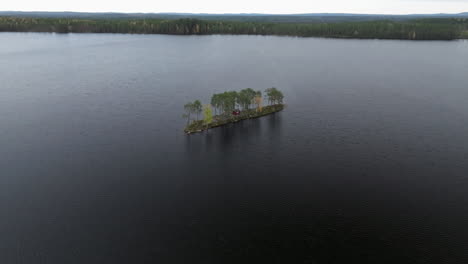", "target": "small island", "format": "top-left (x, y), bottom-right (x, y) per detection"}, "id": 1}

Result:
top-left (183, 87), bottom-right (285, 134)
